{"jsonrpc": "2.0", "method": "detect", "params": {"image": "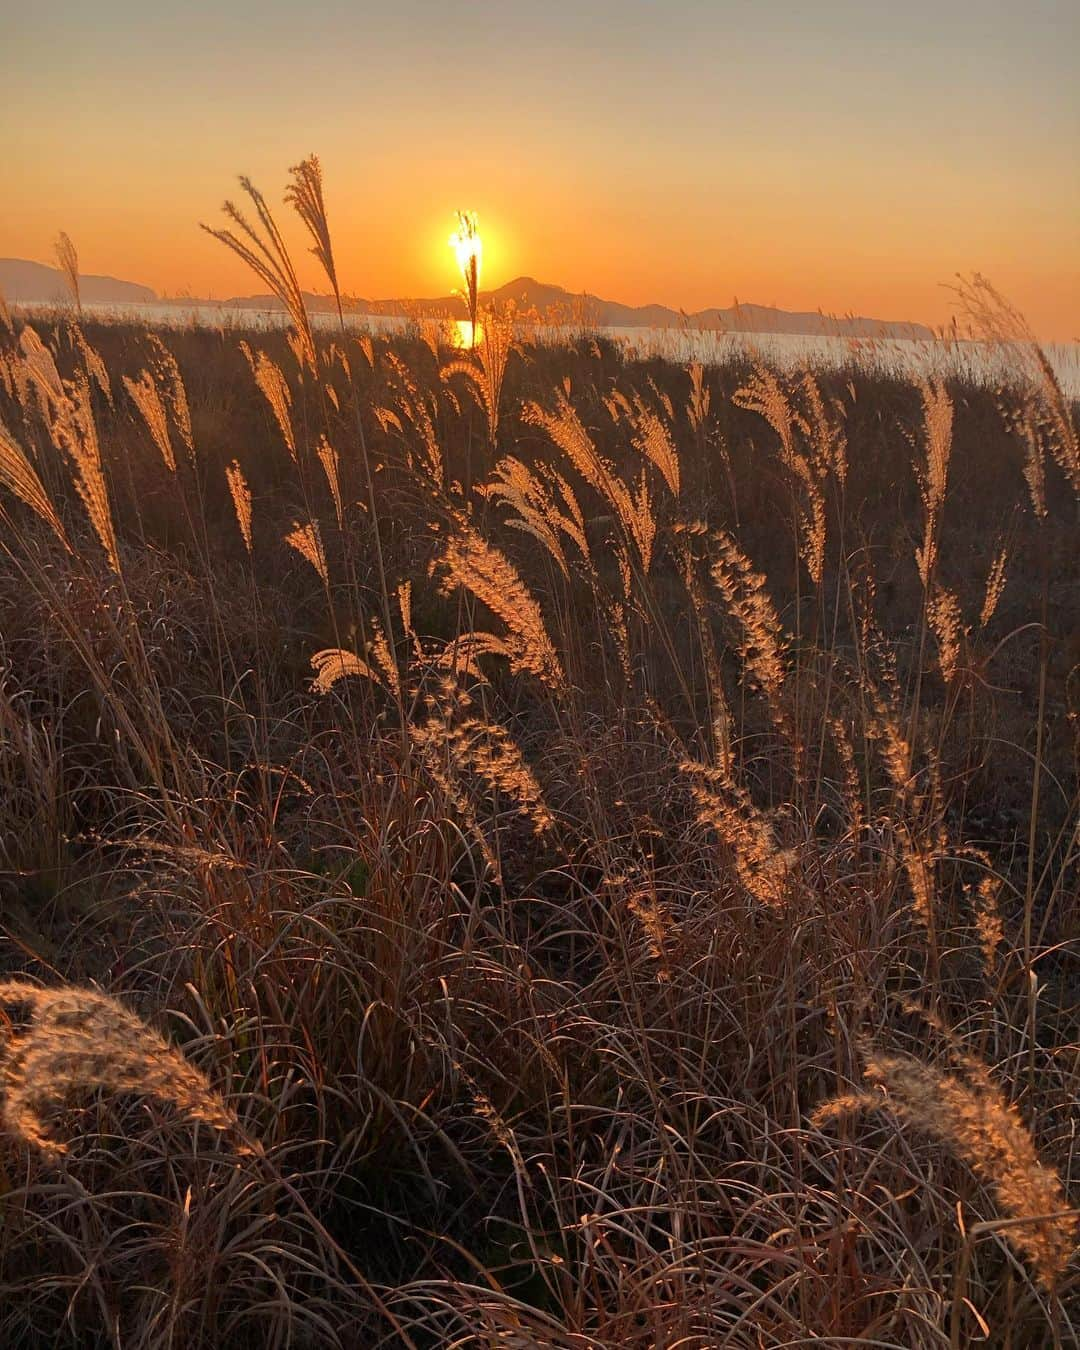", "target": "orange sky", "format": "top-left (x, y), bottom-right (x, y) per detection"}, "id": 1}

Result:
top-left (4, 1), bottom-right (1078, 338)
